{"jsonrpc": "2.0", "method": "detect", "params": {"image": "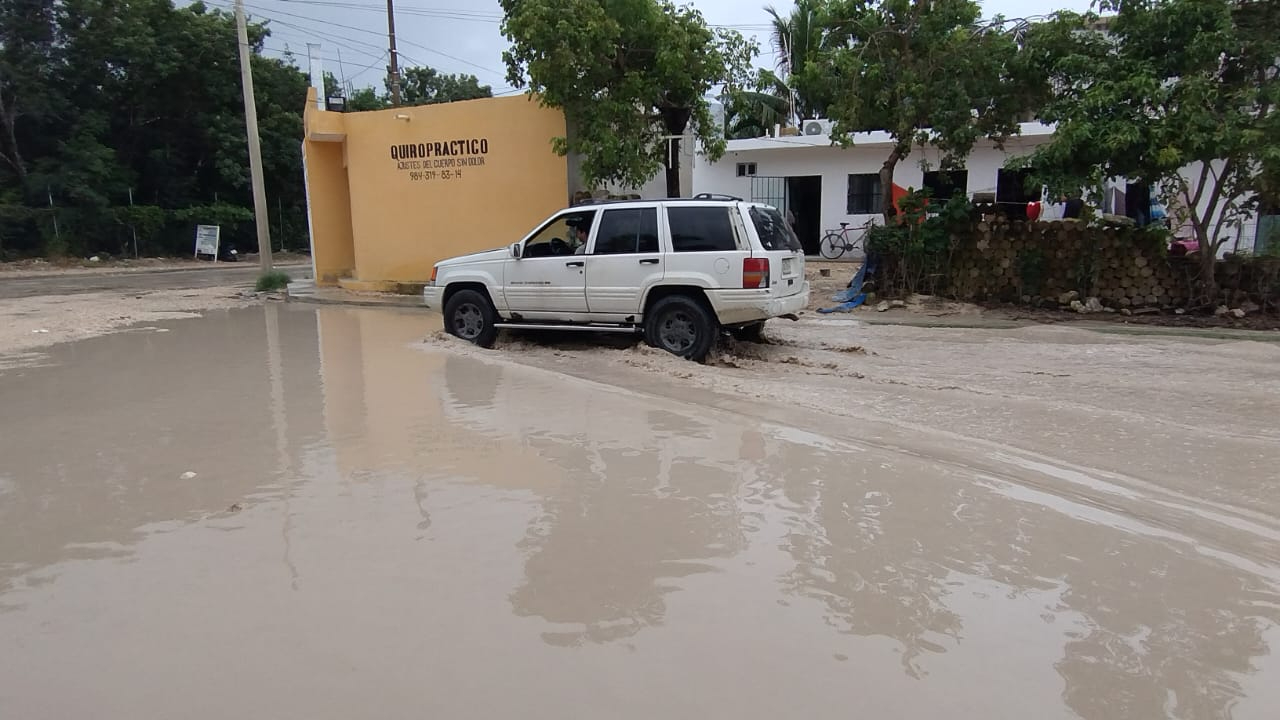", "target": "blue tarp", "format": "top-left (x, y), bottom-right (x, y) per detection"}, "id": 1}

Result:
top-left (818, 256), bottom-right (875, 314)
